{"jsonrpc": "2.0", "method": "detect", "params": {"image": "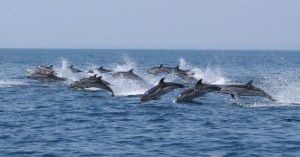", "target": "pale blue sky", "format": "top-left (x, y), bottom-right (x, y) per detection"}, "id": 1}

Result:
top-left (0, 0), bottom-right (299, 50)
